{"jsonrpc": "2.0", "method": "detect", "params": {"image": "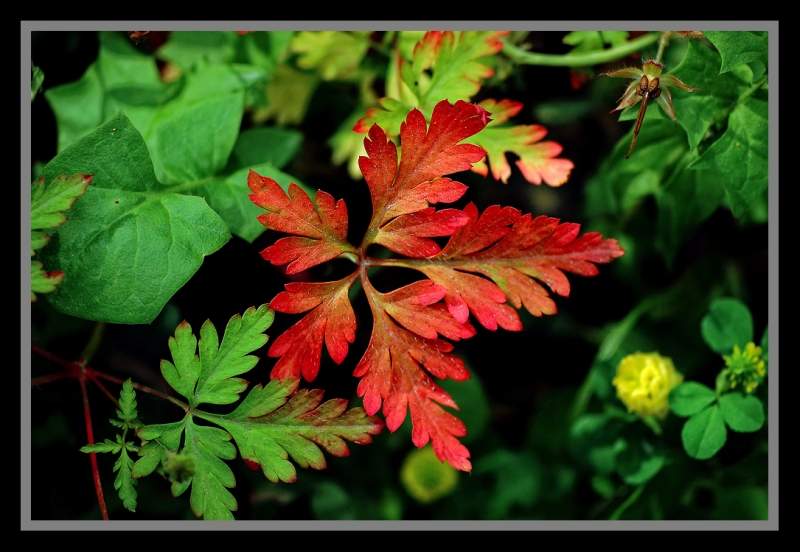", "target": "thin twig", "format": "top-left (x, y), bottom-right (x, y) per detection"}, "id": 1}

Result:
top-left (79, 374), bottom-right (109, 520)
